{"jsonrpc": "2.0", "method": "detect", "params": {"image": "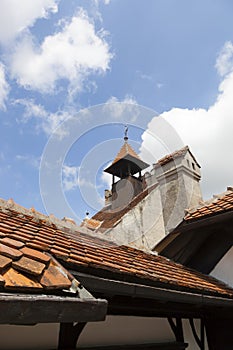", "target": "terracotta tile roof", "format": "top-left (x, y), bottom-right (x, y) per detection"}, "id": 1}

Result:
top-left (184, 188), bottom-right (233, 222)
top-left (155, 145), bottom-right (200, 168)
top-left (81, 218), bottom-right (102, 230)
top-left (0, 198), bottom-right (233, 298)
top-left (92, 184), bottom-right (157, 230)
top-left (112, 142), bottom-right (142, 165)
top-left (0, 234), bottom-right (73, 292)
